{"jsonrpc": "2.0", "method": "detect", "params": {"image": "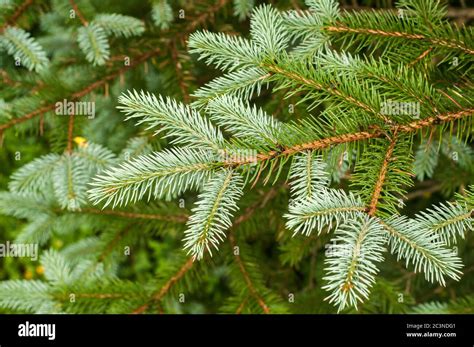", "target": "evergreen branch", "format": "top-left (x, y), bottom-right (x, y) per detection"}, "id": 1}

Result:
top-left (118, 90), bottom-right (224, 150)
top-left (0, 280), bottom-right (52, 313)
top-left (289, 151), bottom-right (329, 201)
top-left (226, 108), bottom-right (474, 167)
top-left (191, 67), bottom-right (271, 108)
top-left (228, 232), bottom-right (270, 313)
top-left (52, 154), bottom-right (88, 211)
top-left (233, 0), bottom-right (254, 21)
top-left (285, 188), bottom-right (366, 236)
top-left (381, 216), bottom-right (463, 286)
top-left (77, 23), bottom-right (110, 66)
top-left (79, 208), bottom-right (188, 223)
top-left (88, 148), bottom-right (217, 208)
top-left (151, 0), bottom-right (173, 30)
top-left (413, 137), bottom-right (439, 181)
top-left (251, 4), bottom-right (289, 55)
top-left (93, 14), bottom-right (145, 38)
top-left (9, 153), bottom-right (63, 194)
top-left (415, 202), bottom-right (473, 246)
top-left (0, 26), bottom-right (49, 72)
top-left (188, 30), bottom-right (262, 72)
top-left (0, 48), bottom-right (162, 133)
top-left (183, 169), bottom-right (244, 260)
top-left (263, 62), bottom-right (386, 122)
top-left (206, 95), bottom-right (283, 147)
top-left (324, 25), bottom-right (474, 55)
top-left (323, 215), bottom-right (385, 311)
top-left (132, 258), bottom-right (194, 314)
